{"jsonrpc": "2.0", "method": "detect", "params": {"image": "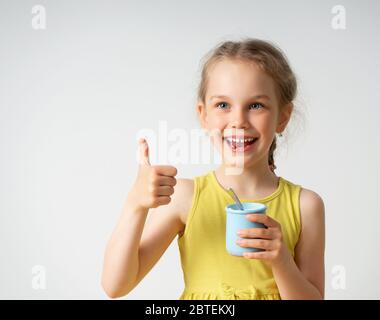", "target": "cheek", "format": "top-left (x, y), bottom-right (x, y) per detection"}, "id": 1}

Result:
top-left (204, 115), bottom-right (224, 142)
top-left (206, 114), bottom-right (225, 132)
top-left (251, 113), bottom-right (276, 133)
